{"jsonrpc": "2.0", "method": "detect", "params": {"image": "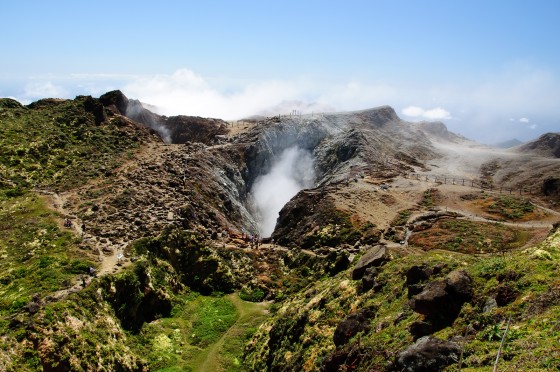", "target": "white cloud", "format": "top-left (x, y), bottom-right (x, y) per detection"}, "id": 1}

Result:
top-left (402, 106), bottom-right (424, 117)
top-left (24, 81), bottom-right (68, 99)
top-left (528, 123), bottom-right (537, 129)
top-left (5, 62), bottom-right (560, 143)
top-left (402, 106), bottom-right (452, 120)
top-left (123, 69), bottom-right (311, 119)
top-left (519, 117), bottom-right (529, 123)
